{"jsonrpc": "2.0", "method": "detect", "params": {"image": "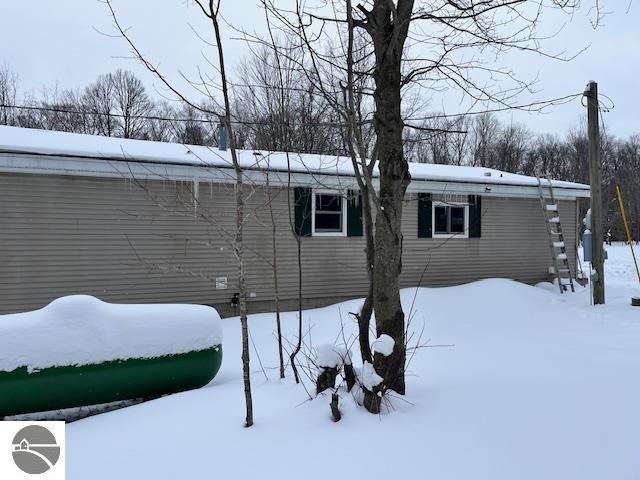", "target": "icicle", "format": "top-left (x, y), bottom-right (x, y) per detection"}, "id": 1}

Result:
top-left (193, 177), bottom-right (199, 216)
